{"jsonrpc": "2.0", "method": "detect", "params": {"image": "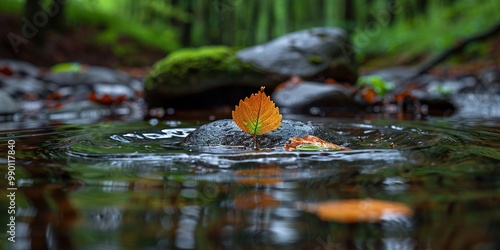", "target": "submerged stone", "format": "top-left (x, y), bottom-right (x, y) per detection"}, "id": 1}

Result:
top-left (181, 119), bottom-right (349, 150)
